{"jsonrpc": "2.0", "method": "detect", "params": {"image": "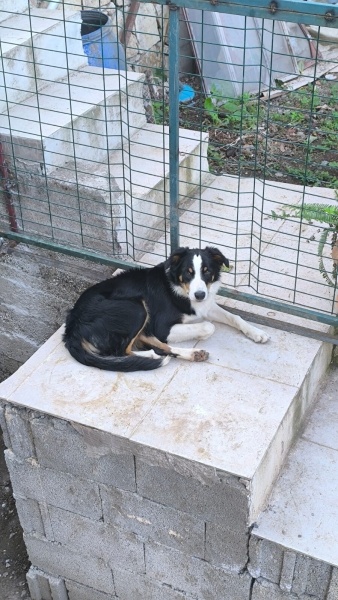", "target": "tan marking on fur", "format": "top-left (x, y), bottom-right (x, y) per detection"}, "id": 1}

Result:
top-left (126, 302), bottom-right (149, 355)
top-left (81, 339), bottom-right (99, 354)
top-left (139, 334), bottom-right (172, 354)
